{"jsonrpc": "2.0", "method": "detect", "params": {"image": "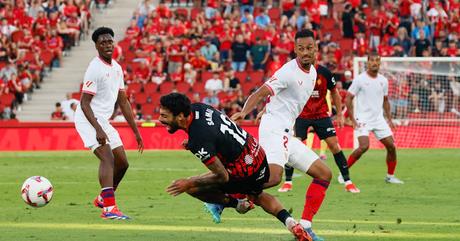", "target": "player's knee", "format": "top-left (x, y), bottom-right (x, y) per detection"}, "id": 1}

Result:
top-left (320, 167), bottom-right (332, 182)
top-left (386, 143), bottom-right (396, 153)
top-left (268, 172), bottom-right (282, 187)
